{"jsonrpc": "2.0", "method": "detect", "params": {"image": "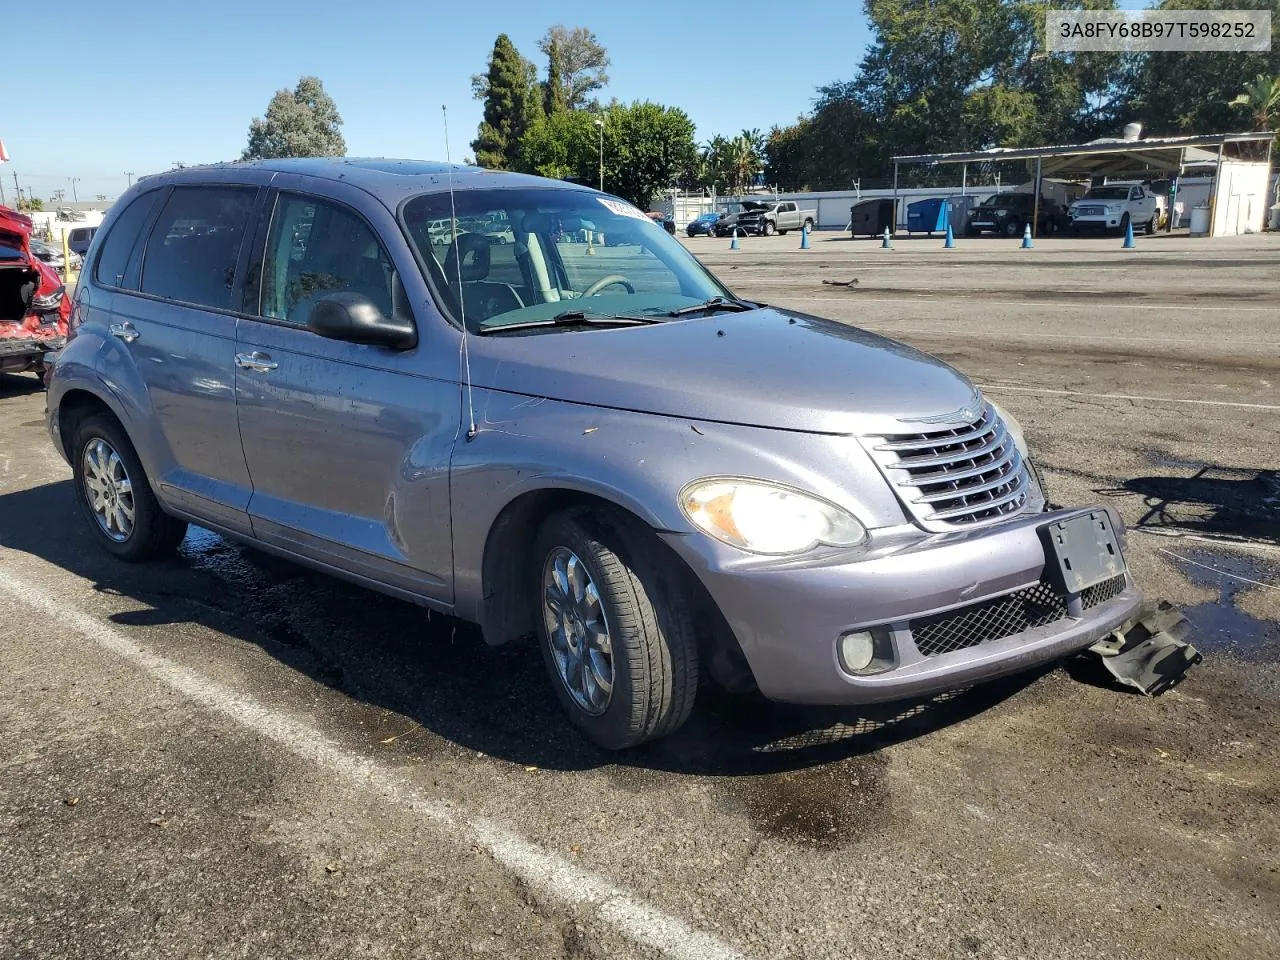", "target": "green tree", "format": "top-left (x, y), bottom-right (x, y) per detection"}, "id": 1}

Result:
top-left (516, 102), bottom-right (697, 208)
top-left (1229, 73), bottom-right (1280, 129)
top-left (1120, 0), bottom-right (1280, 134)
top-left (471, 34), bottom-right (543, 170)
top-left (17, 196), bottom-right (43, 213)
top-left (543, 37), bottom-right (569, 116)
top-left (538, 25), bottom-right (610, 110)
top-left (242, 76), bottom-right (345, 160)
